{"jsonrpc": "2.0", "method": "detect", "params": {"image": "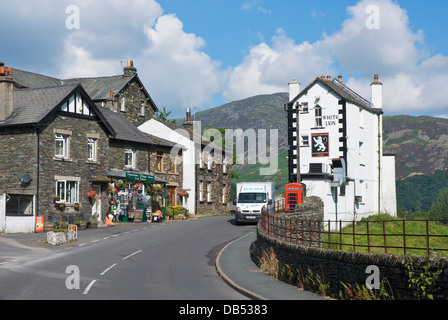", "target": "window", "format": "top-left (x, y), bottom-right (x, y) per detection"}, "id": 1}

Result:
top-left (56, 180), bottom-right (79, 204)
top-left (301, 135), bottom-right (309, 147)
top-left (207, 182), bottom-right (212, 202)
top-left (140, 101), bottom-right (145, 116)
top-left (199, 181), bottom-right (204, 202)
top-left (223, 156), bottom-right (227, 174)
top-left (125, 148), bottom-right (135, 169)
top-left (156, 152), bottom-right (163, 172)
top-left (55, 134), bottom-right (69, 158)
top-left (120, 95), bottom-right (126, 112)
top-left (167, 187), bottom-right (176, 206)
top-left (169, 157), bottom-right (176, 173)
top-left (6, 195), bottom-right (34, 216)
top-left (87, 138), bottom-right (97, 161)
top-left (301, 102), bottom-right (309, 113)
top-left (222, 186), bottom-right (226, 204)
top-left (315, 106), bottom-right (322, 127)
